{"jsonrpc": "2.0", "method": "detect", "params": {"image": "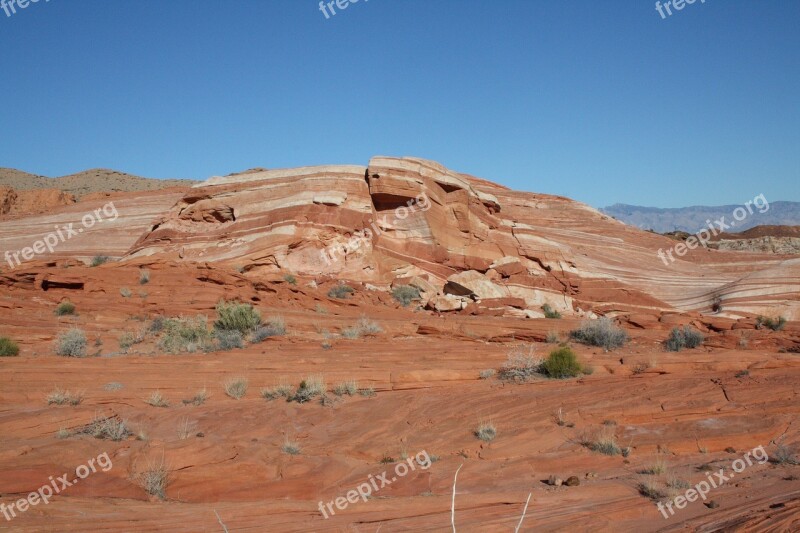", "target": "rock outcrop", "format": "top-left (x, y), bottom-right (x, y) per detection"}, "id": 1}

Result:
top-left (120, 156), bottom-right (800, 320)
